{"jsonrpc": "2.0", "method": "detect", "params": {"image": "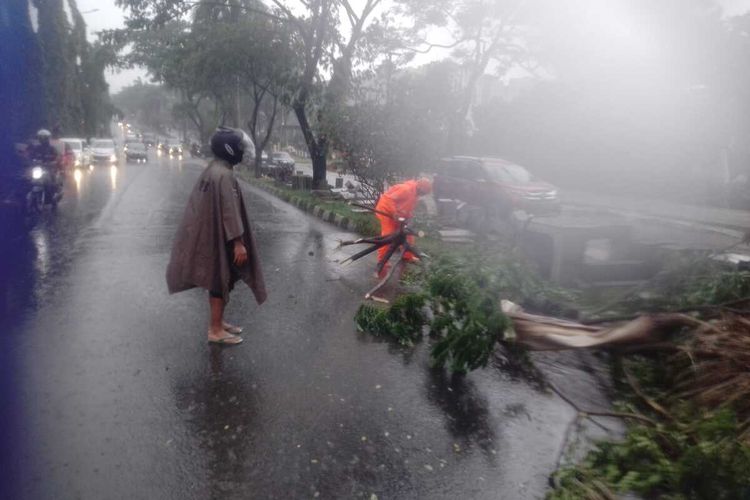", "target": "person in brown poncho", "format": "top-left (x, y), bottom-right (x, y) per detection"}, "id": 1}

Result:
top-left (166, 127), bottom-right (267, 345)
